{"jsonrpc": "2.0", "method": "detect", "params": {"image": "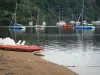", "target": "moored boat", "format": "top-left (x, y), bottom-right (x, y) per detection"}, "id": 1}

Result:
top-left (74, 25), bottom-right (95, 29)
top-left (74, 1), bottom-right (95, 30)
top-left (9, 3), bottom-right (26, 30)
top-left (60, 24), bottom-right (71, 29)
top-left (9, 25), bottom-right (26, 29)
top-left (56, 21), bottom-right (66, 26)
